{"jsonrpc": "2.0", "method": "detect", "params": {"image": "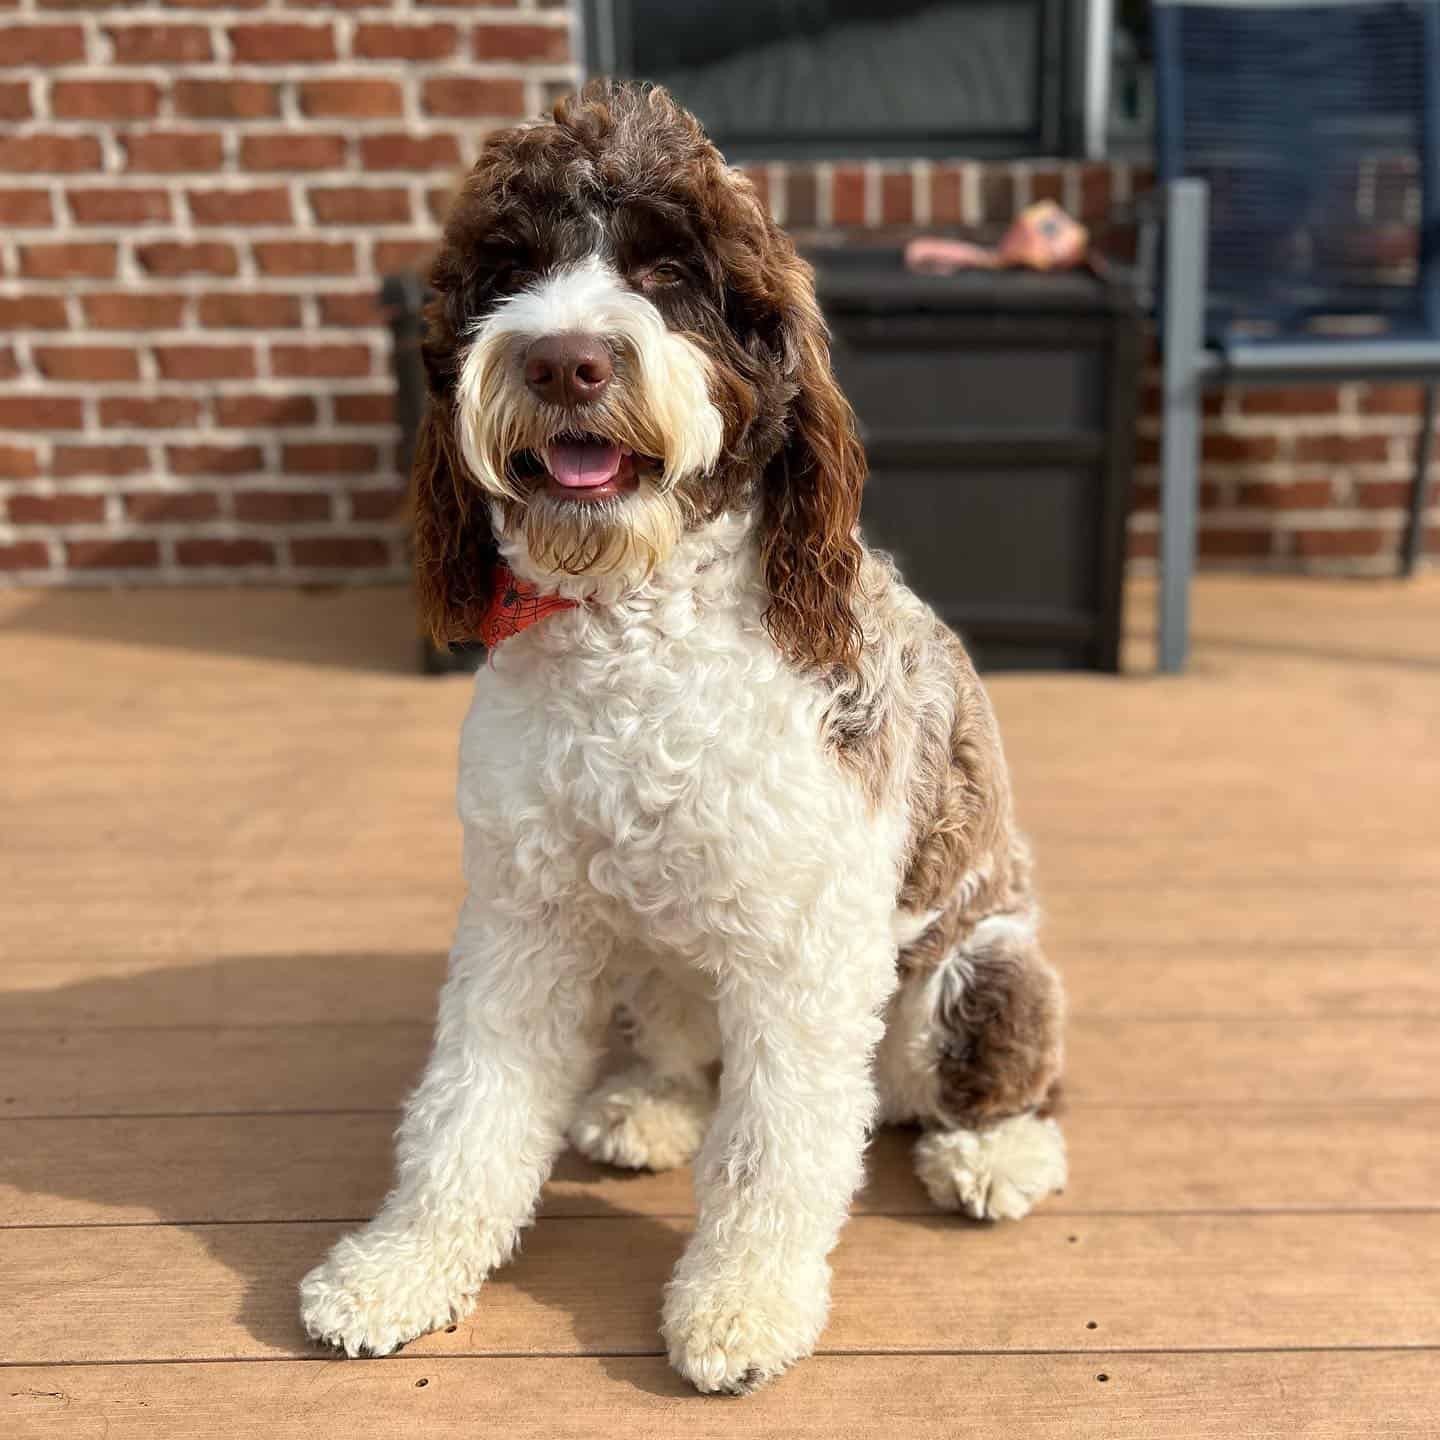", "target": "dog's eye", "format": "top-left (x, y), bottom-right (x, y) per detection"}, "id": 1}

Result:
top-left (639, 261), bottom-right (686, 291)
